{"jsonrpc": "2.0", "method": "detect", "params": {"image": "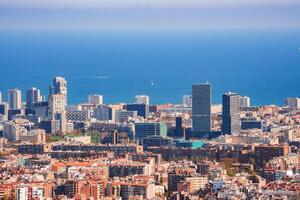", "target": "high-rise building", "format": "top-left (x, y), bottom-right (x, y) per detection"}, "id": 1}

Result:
top-left (0, 102), bottom-right (9, 121)
top-left (51, 76), bottom-right (67, 96)
top-left (135, 95), bottom-right (150, 105)
top-left (8, 89), bottom-right (22, 110)
top-left (26, 87), bottom-right (42, 107)
top-left (0, 91), bottom-right (2, 103)
top-left (240, 96), bottom-right (250, 108)
top-left (126, 104), bottom-right (149, 119)
top-left (192, 83), bottom-right (211, 133)
top-left (174, 116), bottom-right (184, 137)
top-left (285, 97), bottom-right (300, 109)
top-left (49, 77), bottom-right (68, 133)
top-left (222, 92), bottom-right (241, 135)
top-left (49, 94), bottom-right (66, 119)
top-left (49, 94), bottom-right (67, 133)
top-left (50, 76), bottom-right (67, 106)
top-left (183, 95), bottom-right (192, 107)
top-left (88, 94), bottom-right (103, 105)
